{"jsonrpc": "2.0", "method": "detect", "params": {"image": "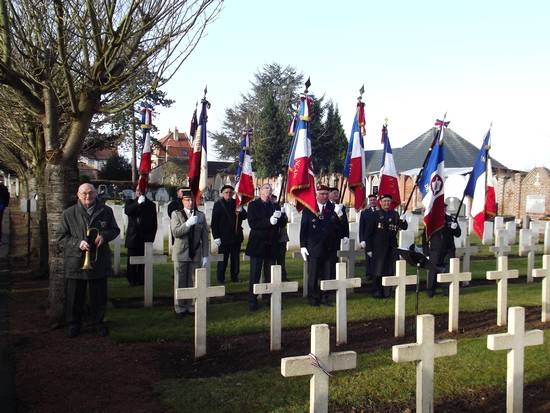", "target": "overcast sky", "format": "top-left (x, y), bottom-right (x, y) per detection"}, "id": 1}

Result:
top-left (154, 0), bottom-right (549, 172)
